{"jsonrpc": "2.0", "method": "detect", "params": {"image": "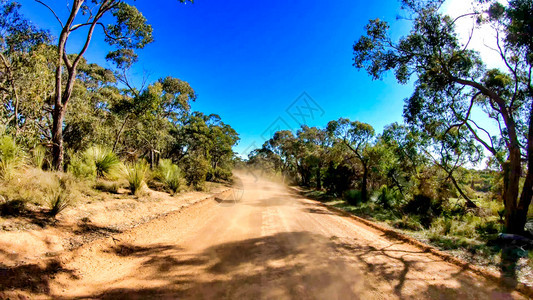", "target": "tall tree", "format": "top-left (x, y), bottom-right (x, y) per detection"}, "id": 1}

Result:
top-left (0, 1), bottom-right (50, 136)
top-left (327, 118), bottom-right (375, 202)
top-left (352, 0), bottom-right (533, 233)
top-left (34, 0), bottom-right (192, 169)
